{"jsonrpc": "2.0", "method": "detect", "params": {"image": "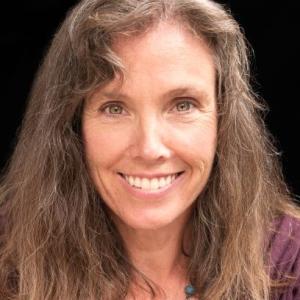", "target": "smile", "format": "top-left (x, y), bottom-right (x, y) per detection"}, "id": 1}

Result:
top-left (119, 172), bottom-right (184, 191)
